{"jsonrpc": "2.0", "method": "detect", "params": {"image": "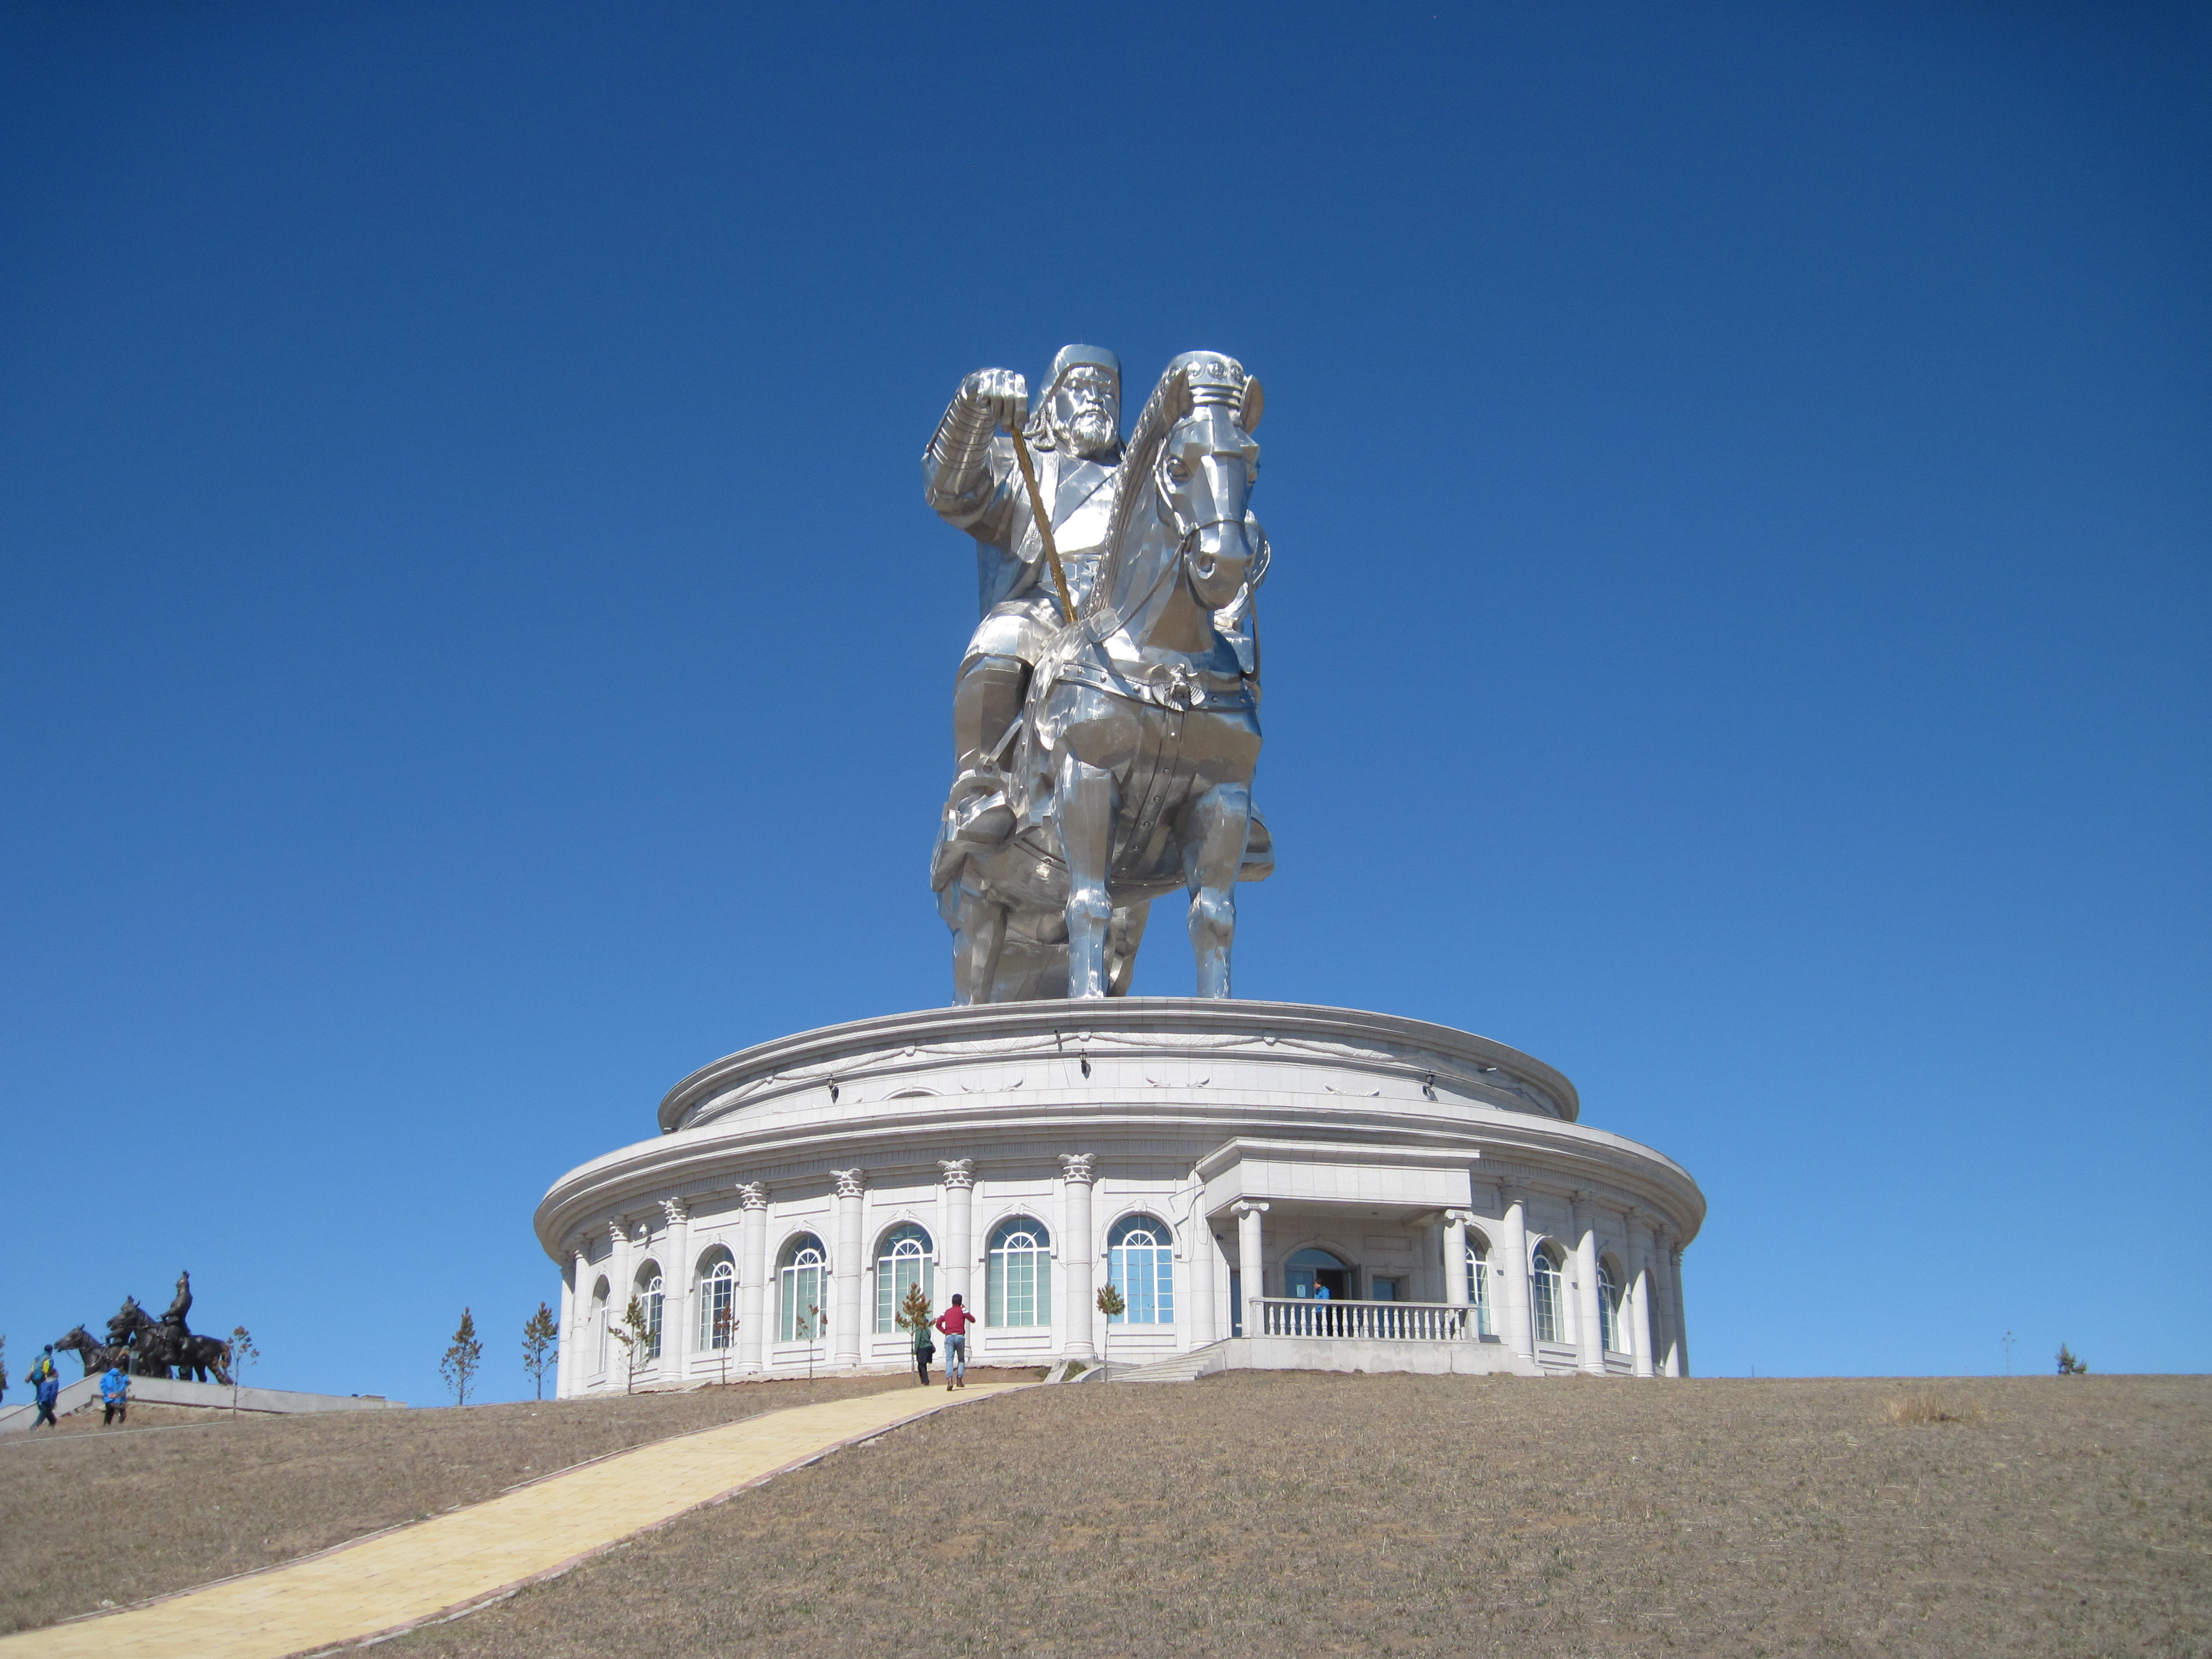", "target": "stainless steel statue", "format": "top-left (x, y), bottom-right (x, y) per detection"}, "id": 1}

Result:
top-left (926, 349), bottom-right (1272, 1002)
